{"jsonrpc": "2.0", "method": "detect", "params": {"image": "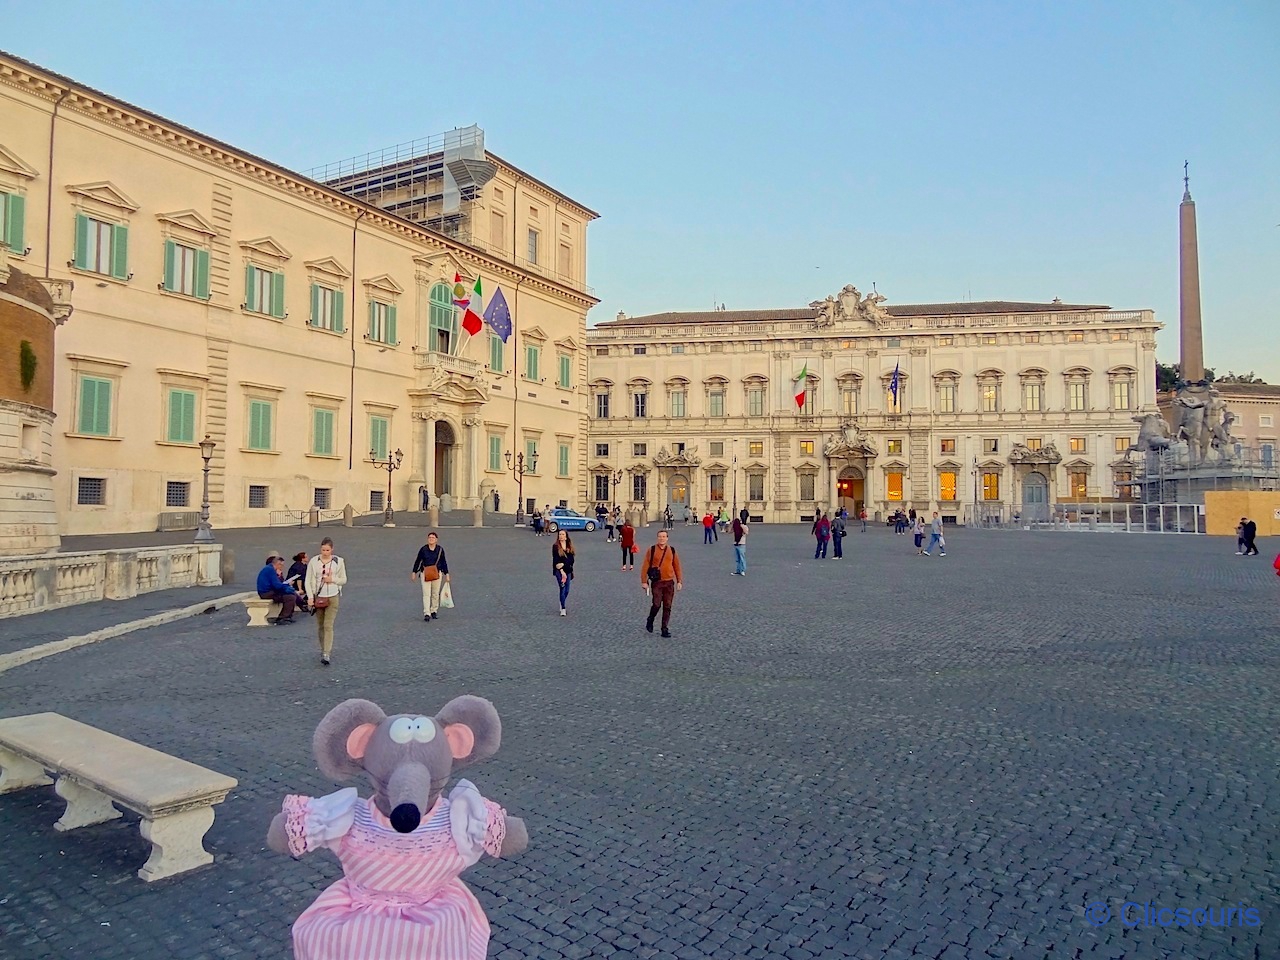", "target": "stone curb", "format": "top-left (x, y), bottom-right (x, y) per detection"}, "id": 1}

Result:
top-left (0, 591), bottom-right (255, 675)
